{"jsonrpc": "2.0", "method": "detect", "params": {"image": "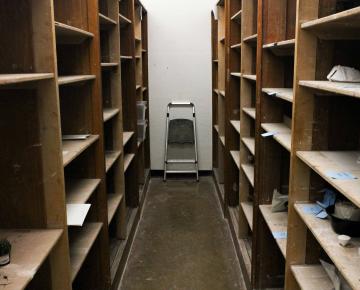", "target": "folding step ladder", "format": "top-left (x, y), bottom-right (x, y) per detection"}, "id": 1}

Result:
top-left (164, 102), bottom-right (199, 181)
